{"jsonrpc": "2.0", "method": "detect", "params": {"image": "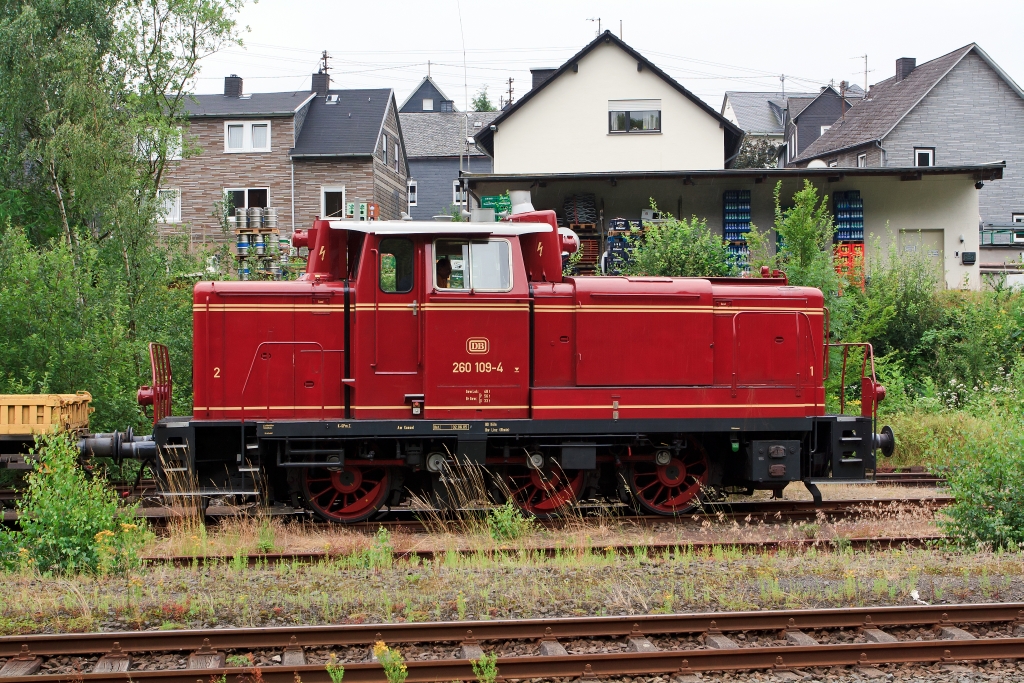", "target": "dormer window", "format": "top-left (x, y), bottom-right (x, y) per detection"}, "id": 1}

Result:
top-left (224, 120), bottom-right (271, 153)
top-left (422, 98), bottom-right (433, 111)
